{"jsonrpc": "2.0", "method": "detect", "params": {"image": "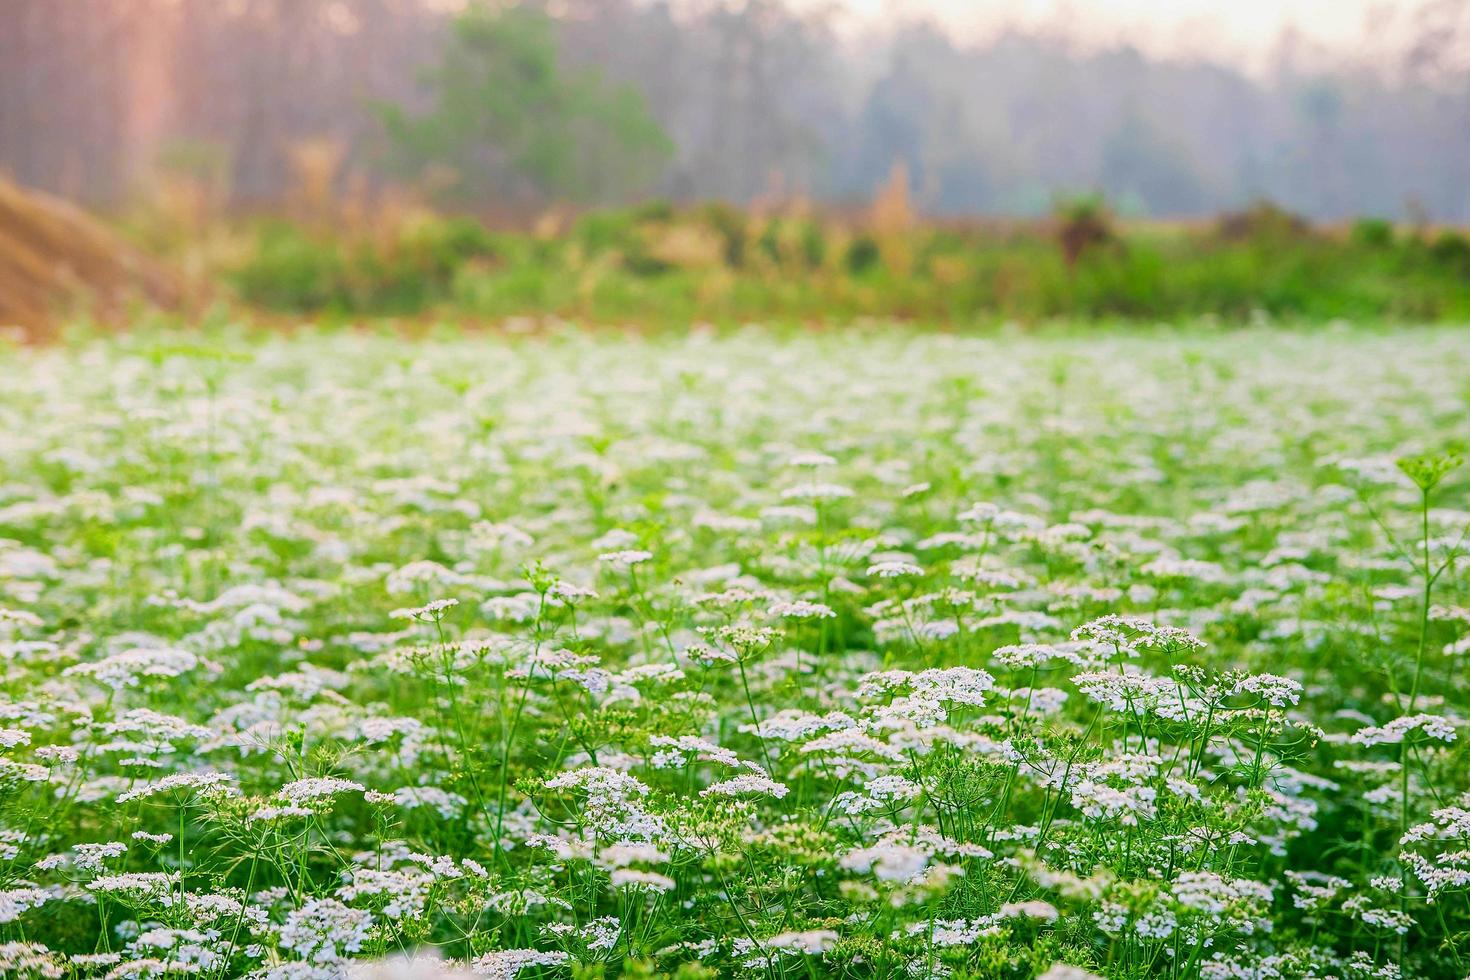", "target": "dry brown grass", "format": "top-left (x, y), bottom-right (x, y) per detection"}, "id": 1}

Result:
top-left (0, 176), bottom-right (184, 338)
